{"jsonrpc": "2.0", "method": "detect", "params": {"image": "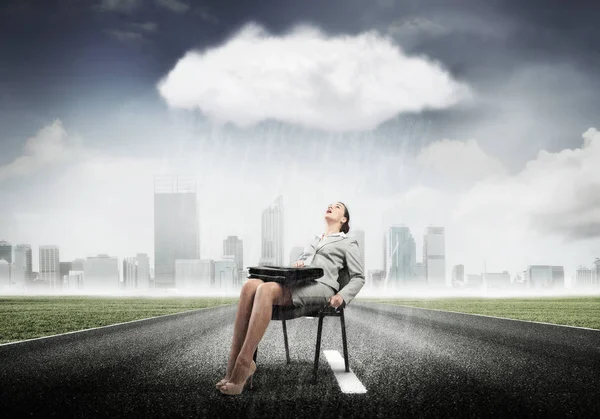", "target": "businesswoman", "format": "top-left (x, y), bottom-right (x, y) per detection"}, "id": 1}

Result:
top-left (217, 201), bottom-right (365, 395)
